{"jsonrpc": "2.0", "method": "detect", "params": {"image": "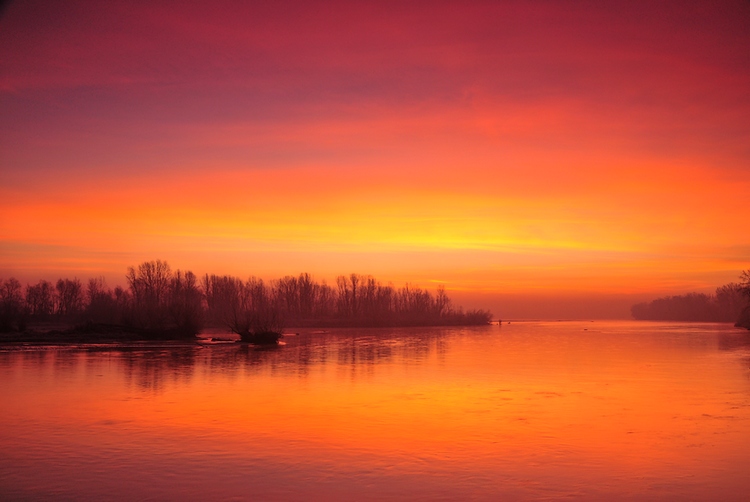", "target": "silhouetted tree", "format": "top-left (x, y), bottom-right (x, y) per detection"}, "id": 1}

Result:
top-left (123, 260), bottom-right (202, 337)
top-left (56, 278), bottom-right (83, 317)
top-left (275, 275), bottom-right (300, 318)
top-left (84, 277), bottom-right (121, 324)
top-left (297, 273), bottom-right (316, 318)
top-left (168, 270), bottom-right (204, 336)
top-left (736, 270), bottom-right (750, 329)
top-left (336, 275), bottom-right (352, 317)
top-left (203, 274), bottom-right (283, 342)
top-left (203, 274), bottom-right (251, 335)
top-left (25, 280), bottom-right (55, 318)
top-left (632, 276), bottom-right (750, 323)
top-left (246, 277), bottom-right (284, 338)
top-left (315, 280), bottom-right (335, 317)
top-left (8, 266), bottom-right (492, 338)
top-left (740, 270), bottom-right (750, 297)
top-left (434, 284), bottom-right (450, 317)
top-left (126, 260), bottom-right (172, 331)
top-left (715, 283), bottom-right (746, 321)
top-left (0, 278), bottom-right (25, 331)
top-left (298, 274), bottom-right (491, 326)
